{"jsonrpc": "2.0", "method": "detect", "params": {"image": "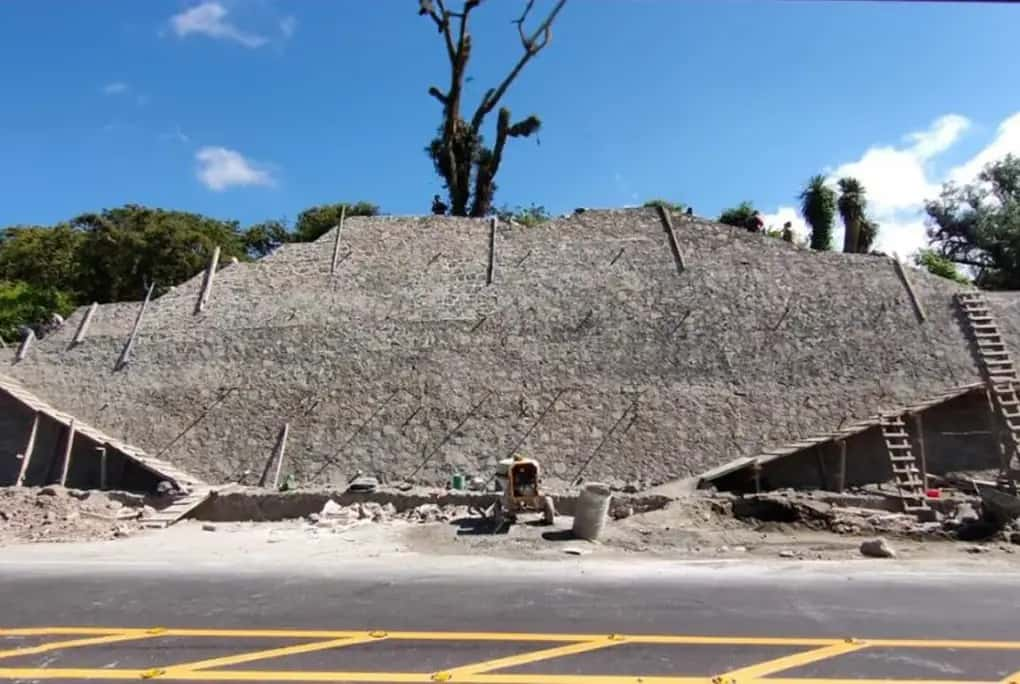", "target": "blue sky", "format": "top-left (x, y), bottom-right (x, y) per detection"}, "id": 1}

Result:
top-left (2, 0), bottom-right (1019, 256)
